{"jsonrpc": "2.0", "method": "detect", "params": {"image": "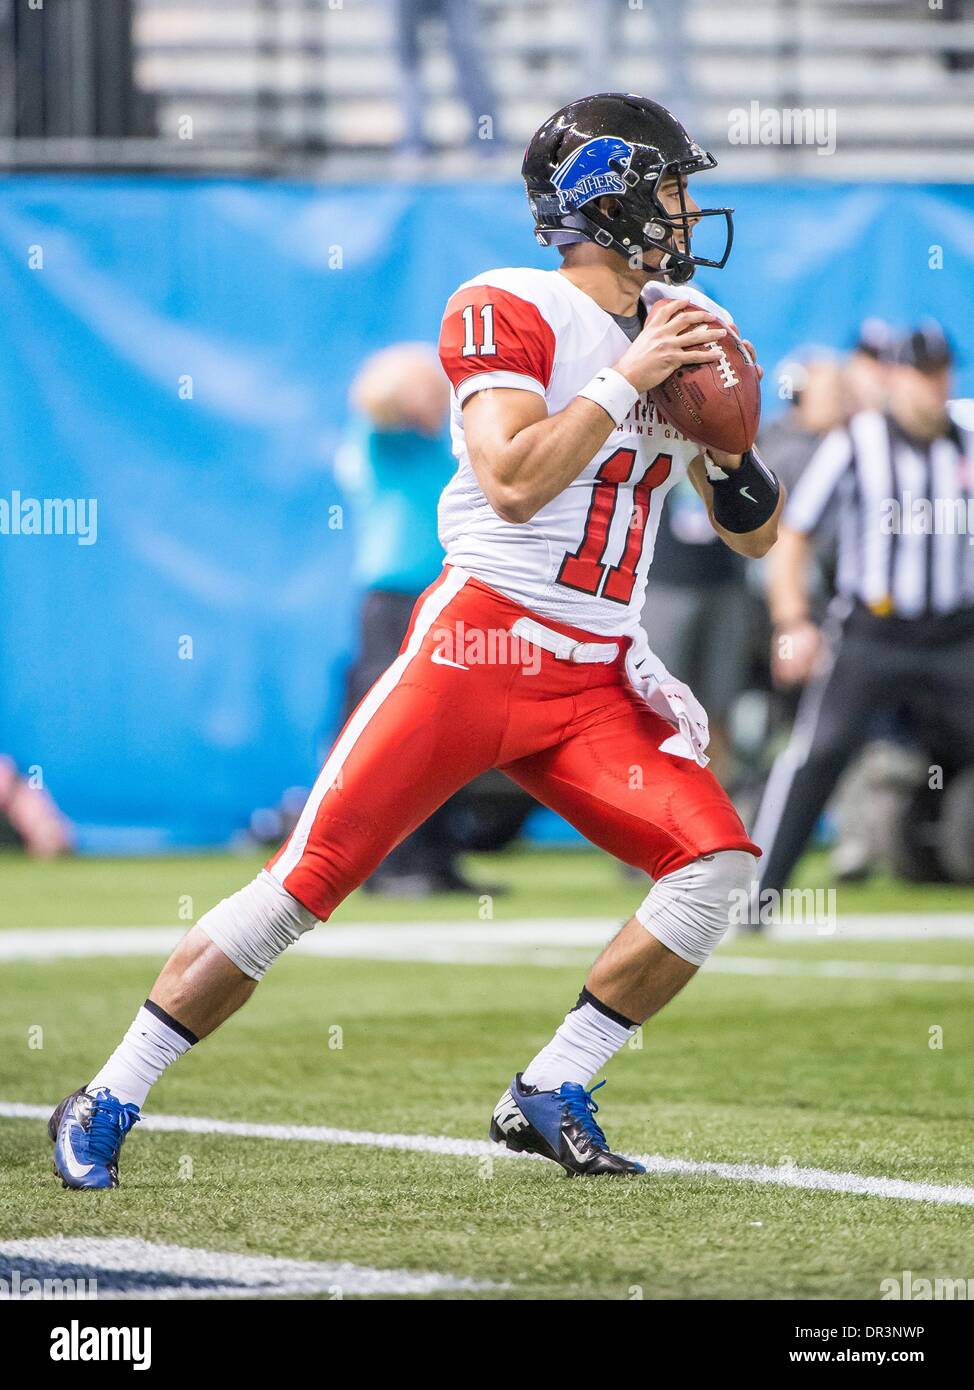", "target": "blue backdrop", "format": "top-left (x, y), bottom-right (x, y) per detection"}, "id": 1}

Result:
top-left (2, 175), bottom-right (973, 849)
